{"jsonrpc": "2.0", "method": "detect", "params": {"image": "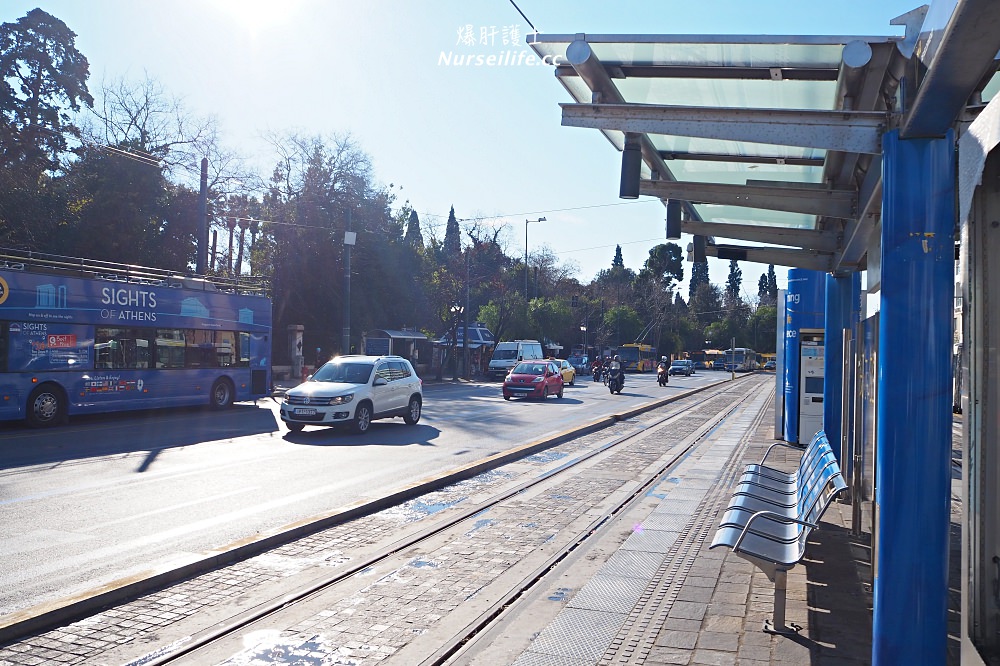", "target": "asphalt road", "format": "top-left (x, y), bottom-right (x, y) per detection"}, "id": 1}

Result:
top-left (0, 369), bottom-right (732, 619)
